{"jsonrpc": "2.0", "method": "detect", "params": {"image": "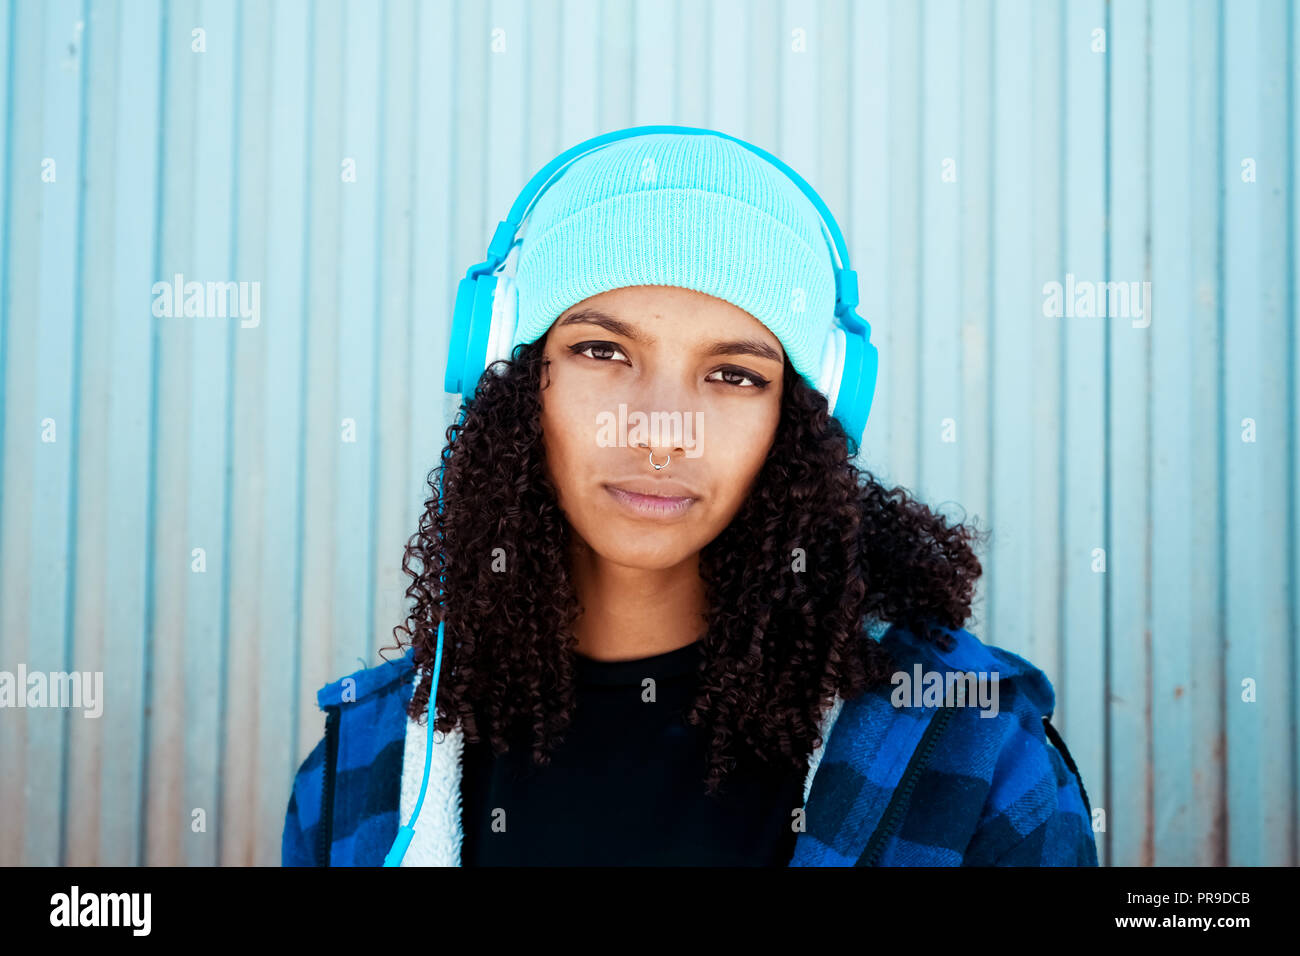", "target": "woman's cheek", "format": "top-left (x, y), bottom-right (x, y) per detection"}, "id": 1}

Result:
top-left (720, 408), bottom-right (777, 505)
top-left (554, 409), bottom-right (605, 503)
